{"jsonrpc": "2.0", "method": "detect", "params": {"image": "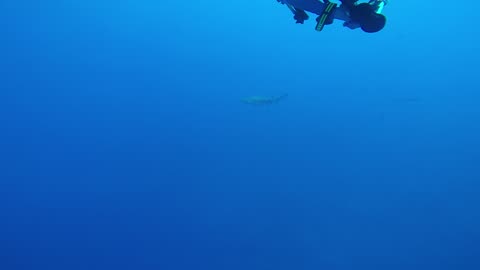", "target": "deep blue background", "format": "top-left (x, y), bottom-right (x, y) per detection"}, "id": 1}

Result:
top-left (1, 1), bottom-right (479, 269)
